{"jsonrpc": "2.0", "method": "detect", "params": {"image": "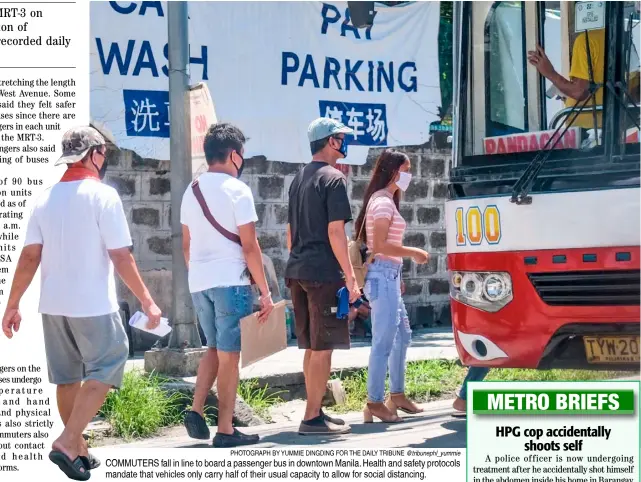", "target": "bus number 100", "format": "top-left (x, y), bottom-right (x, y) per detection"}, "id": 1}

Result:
top-left (455, 206), bottom-right (501, 246)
